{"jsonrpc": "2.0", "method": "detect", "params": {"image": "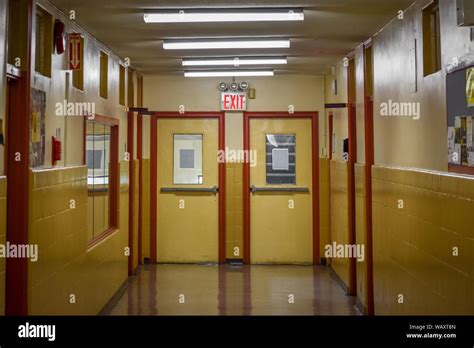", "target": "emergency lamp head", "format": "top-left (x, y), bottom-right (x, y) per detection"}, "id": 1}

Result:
top-left (218, 82), bottom-right (228, 91)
